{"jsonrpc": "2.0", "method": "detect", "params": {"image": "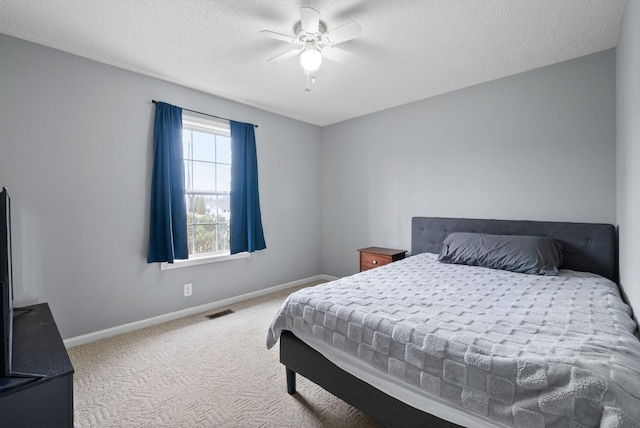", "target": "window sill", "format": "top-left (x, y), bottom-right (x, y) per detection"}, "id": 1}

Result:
top-left (160, 252), bottom-right (249, 270)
